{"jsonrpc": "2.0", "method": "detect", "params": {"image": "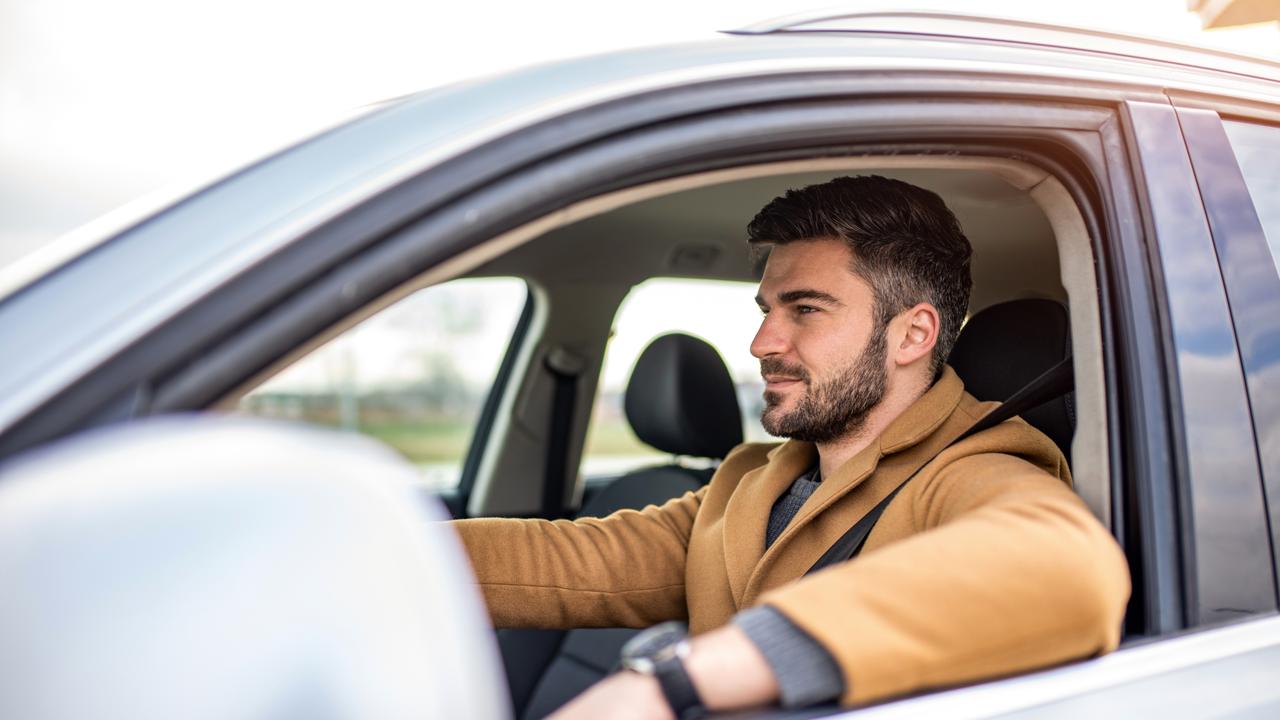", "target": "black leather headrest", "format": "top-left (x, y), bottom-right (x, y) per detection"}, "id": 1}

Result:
top-left (947, 299), bottom-right (1075, 458)
top-left (624, 333), bottom-right (743, 459)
